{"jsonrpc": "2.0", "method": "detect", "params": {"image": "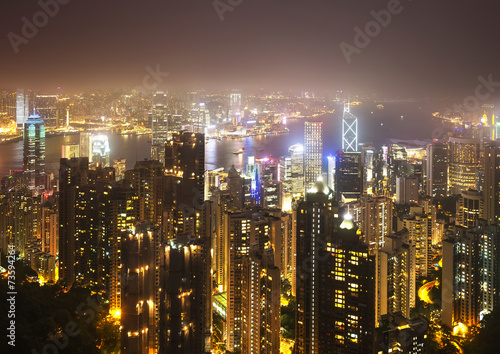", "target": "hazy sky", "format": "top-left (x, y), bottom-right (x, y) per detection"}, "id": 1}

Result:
top-left (1, 0), bottom-right (500, 97)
